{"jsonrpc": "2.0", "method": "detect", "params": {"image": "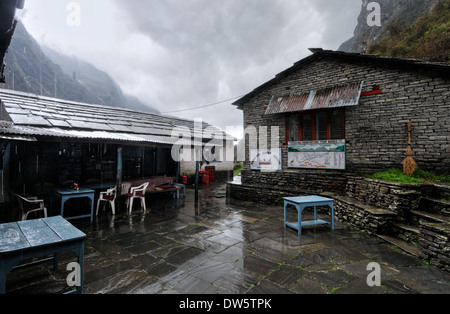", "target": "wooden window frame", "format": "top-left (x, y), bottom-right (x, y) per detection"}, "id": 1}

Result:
top-left (286, 108), bottom-right (345, 143)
